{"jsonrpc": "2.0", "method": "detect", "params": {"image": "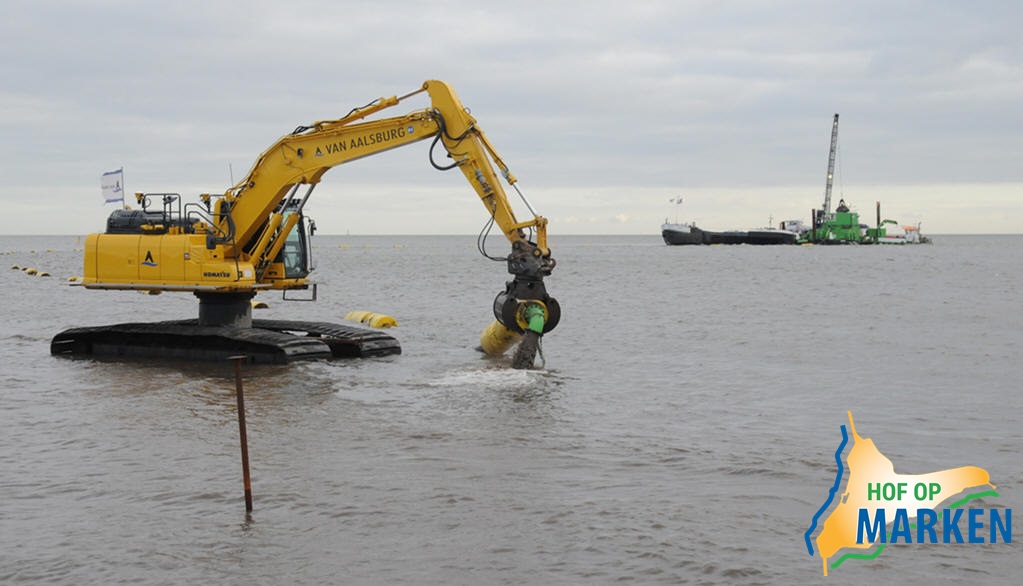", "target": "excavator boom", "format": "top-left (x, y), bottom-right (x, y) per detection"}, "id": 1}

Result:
top-left (85, 81), bottom-right (551, 293)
